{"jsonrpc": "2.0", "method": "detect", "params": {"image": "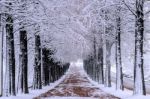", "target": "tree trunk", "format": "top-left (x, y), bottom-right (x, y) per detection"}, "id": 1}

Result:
top-left (134, 0), bottom-right (146, 95)
top-left (42, 48), bottom-right (50, 86)
top-left (33, 35), bottom-right (42, 89)
top-left (6, 15), bottom-right (16, 96)
top-left (98, 46), bottom-right (104, 84)
top-left (104, 40), bottom-right (112, 87)
top-left (0, 14), bottom-right (3, 96)
top-left (115, 13), bottom-right (124, 90)
top-left (20, 30), bottom-right (28, 93)
top-left (93, 36), bottom-right (97, 81)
